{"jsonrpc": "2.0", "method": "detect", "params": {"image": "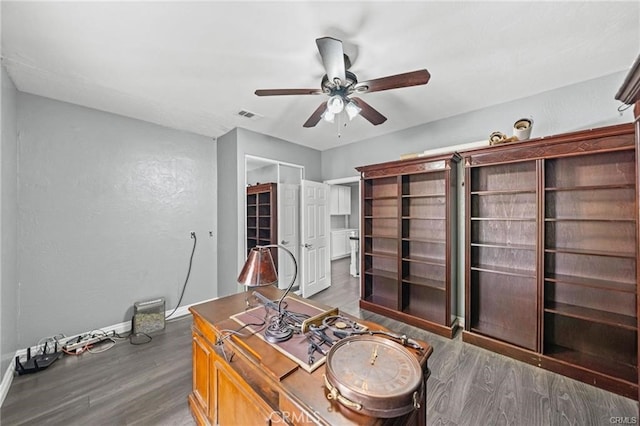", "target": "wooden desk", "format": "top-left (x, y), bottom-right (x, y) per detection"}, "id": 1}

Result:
top-left (188, 287), bottom-right (433, 425)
